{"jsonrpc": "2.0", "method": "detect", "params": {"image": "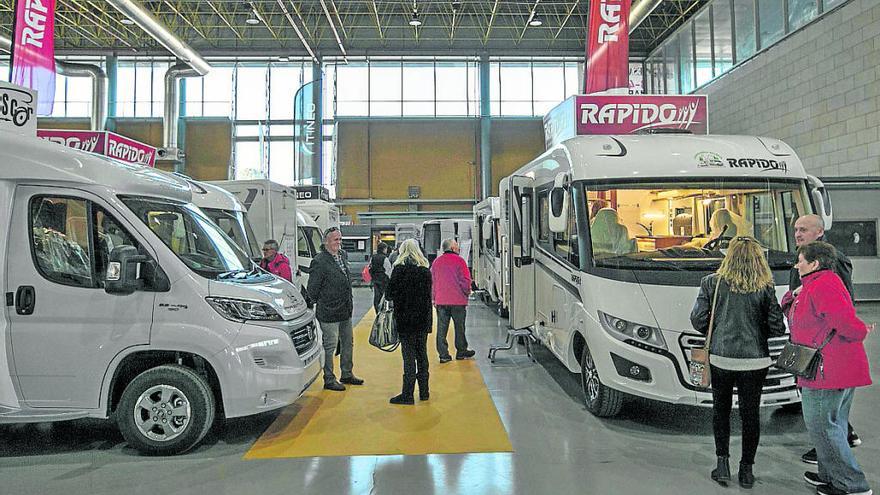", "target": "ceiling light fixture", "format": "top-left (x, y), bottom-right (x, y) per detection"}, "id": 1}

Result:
top-left (528, 13), bottom-right (543, 27)
top-left (409, 11), bottom-right (422, 26)
top-left (452, 1), bottom-right (461, 11)
top-left (120, 17), bottom-right (135, 25)
top-left (246, 10), bottom-right (261, 25)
